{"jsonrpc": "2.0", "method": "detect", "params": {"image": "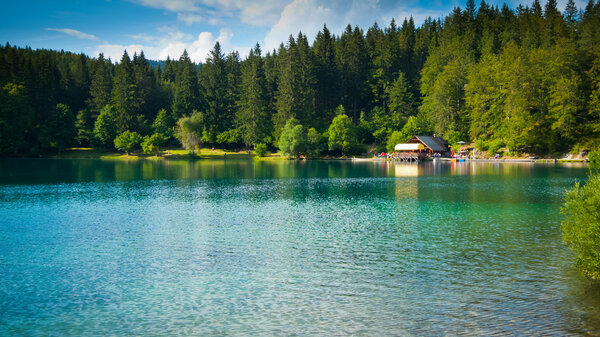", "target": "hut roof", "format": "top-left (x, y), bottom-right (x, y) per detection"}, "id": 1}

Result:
top-left (407, 136), bottom-right (448, 152)
top-left (394, 143), bottom-right (424, 151)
